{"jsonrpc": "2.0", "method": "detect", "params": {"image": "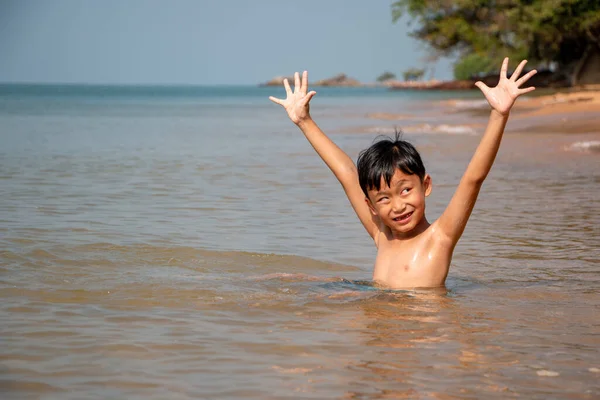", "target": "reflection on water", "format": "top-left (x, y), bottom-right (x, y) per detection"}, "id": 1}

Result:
top-left (1, 89), bottom-right (599, 398)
